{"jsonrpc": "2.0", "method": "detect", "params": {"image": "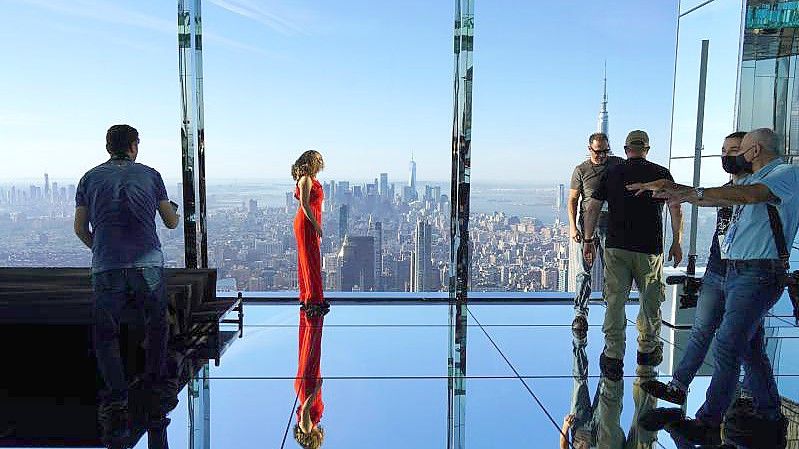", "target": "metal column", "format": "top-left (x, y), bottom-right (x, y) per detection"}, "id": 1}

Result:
top-left (178, 0), bottom-right (210, 447)
top-left (448, 1), bottom-right (474, 448)
top-left (688, 40), bottom-right (709, 262)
